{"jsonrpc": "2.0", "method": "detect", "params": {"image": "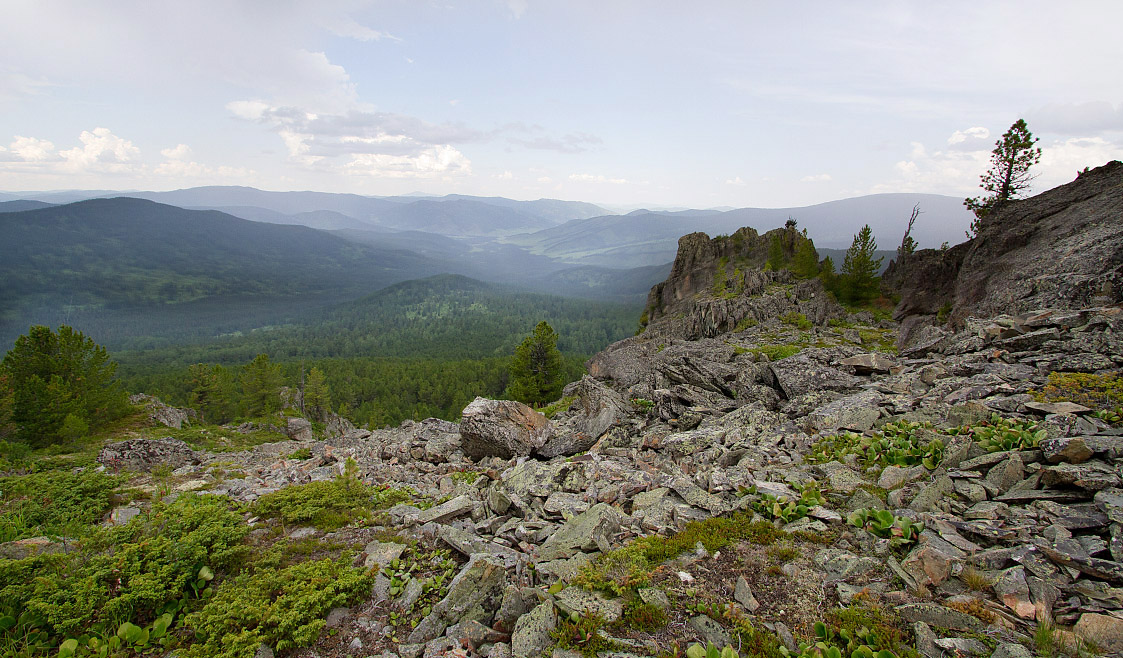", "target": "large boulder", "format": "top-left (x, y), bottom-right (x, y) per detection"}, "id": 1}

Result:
top-left (459, 397), bottom-right (553, 459)
top-left (97, 438), bottom-right (199, 472)
top-left (539, 376), bottom-right (630, 458)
